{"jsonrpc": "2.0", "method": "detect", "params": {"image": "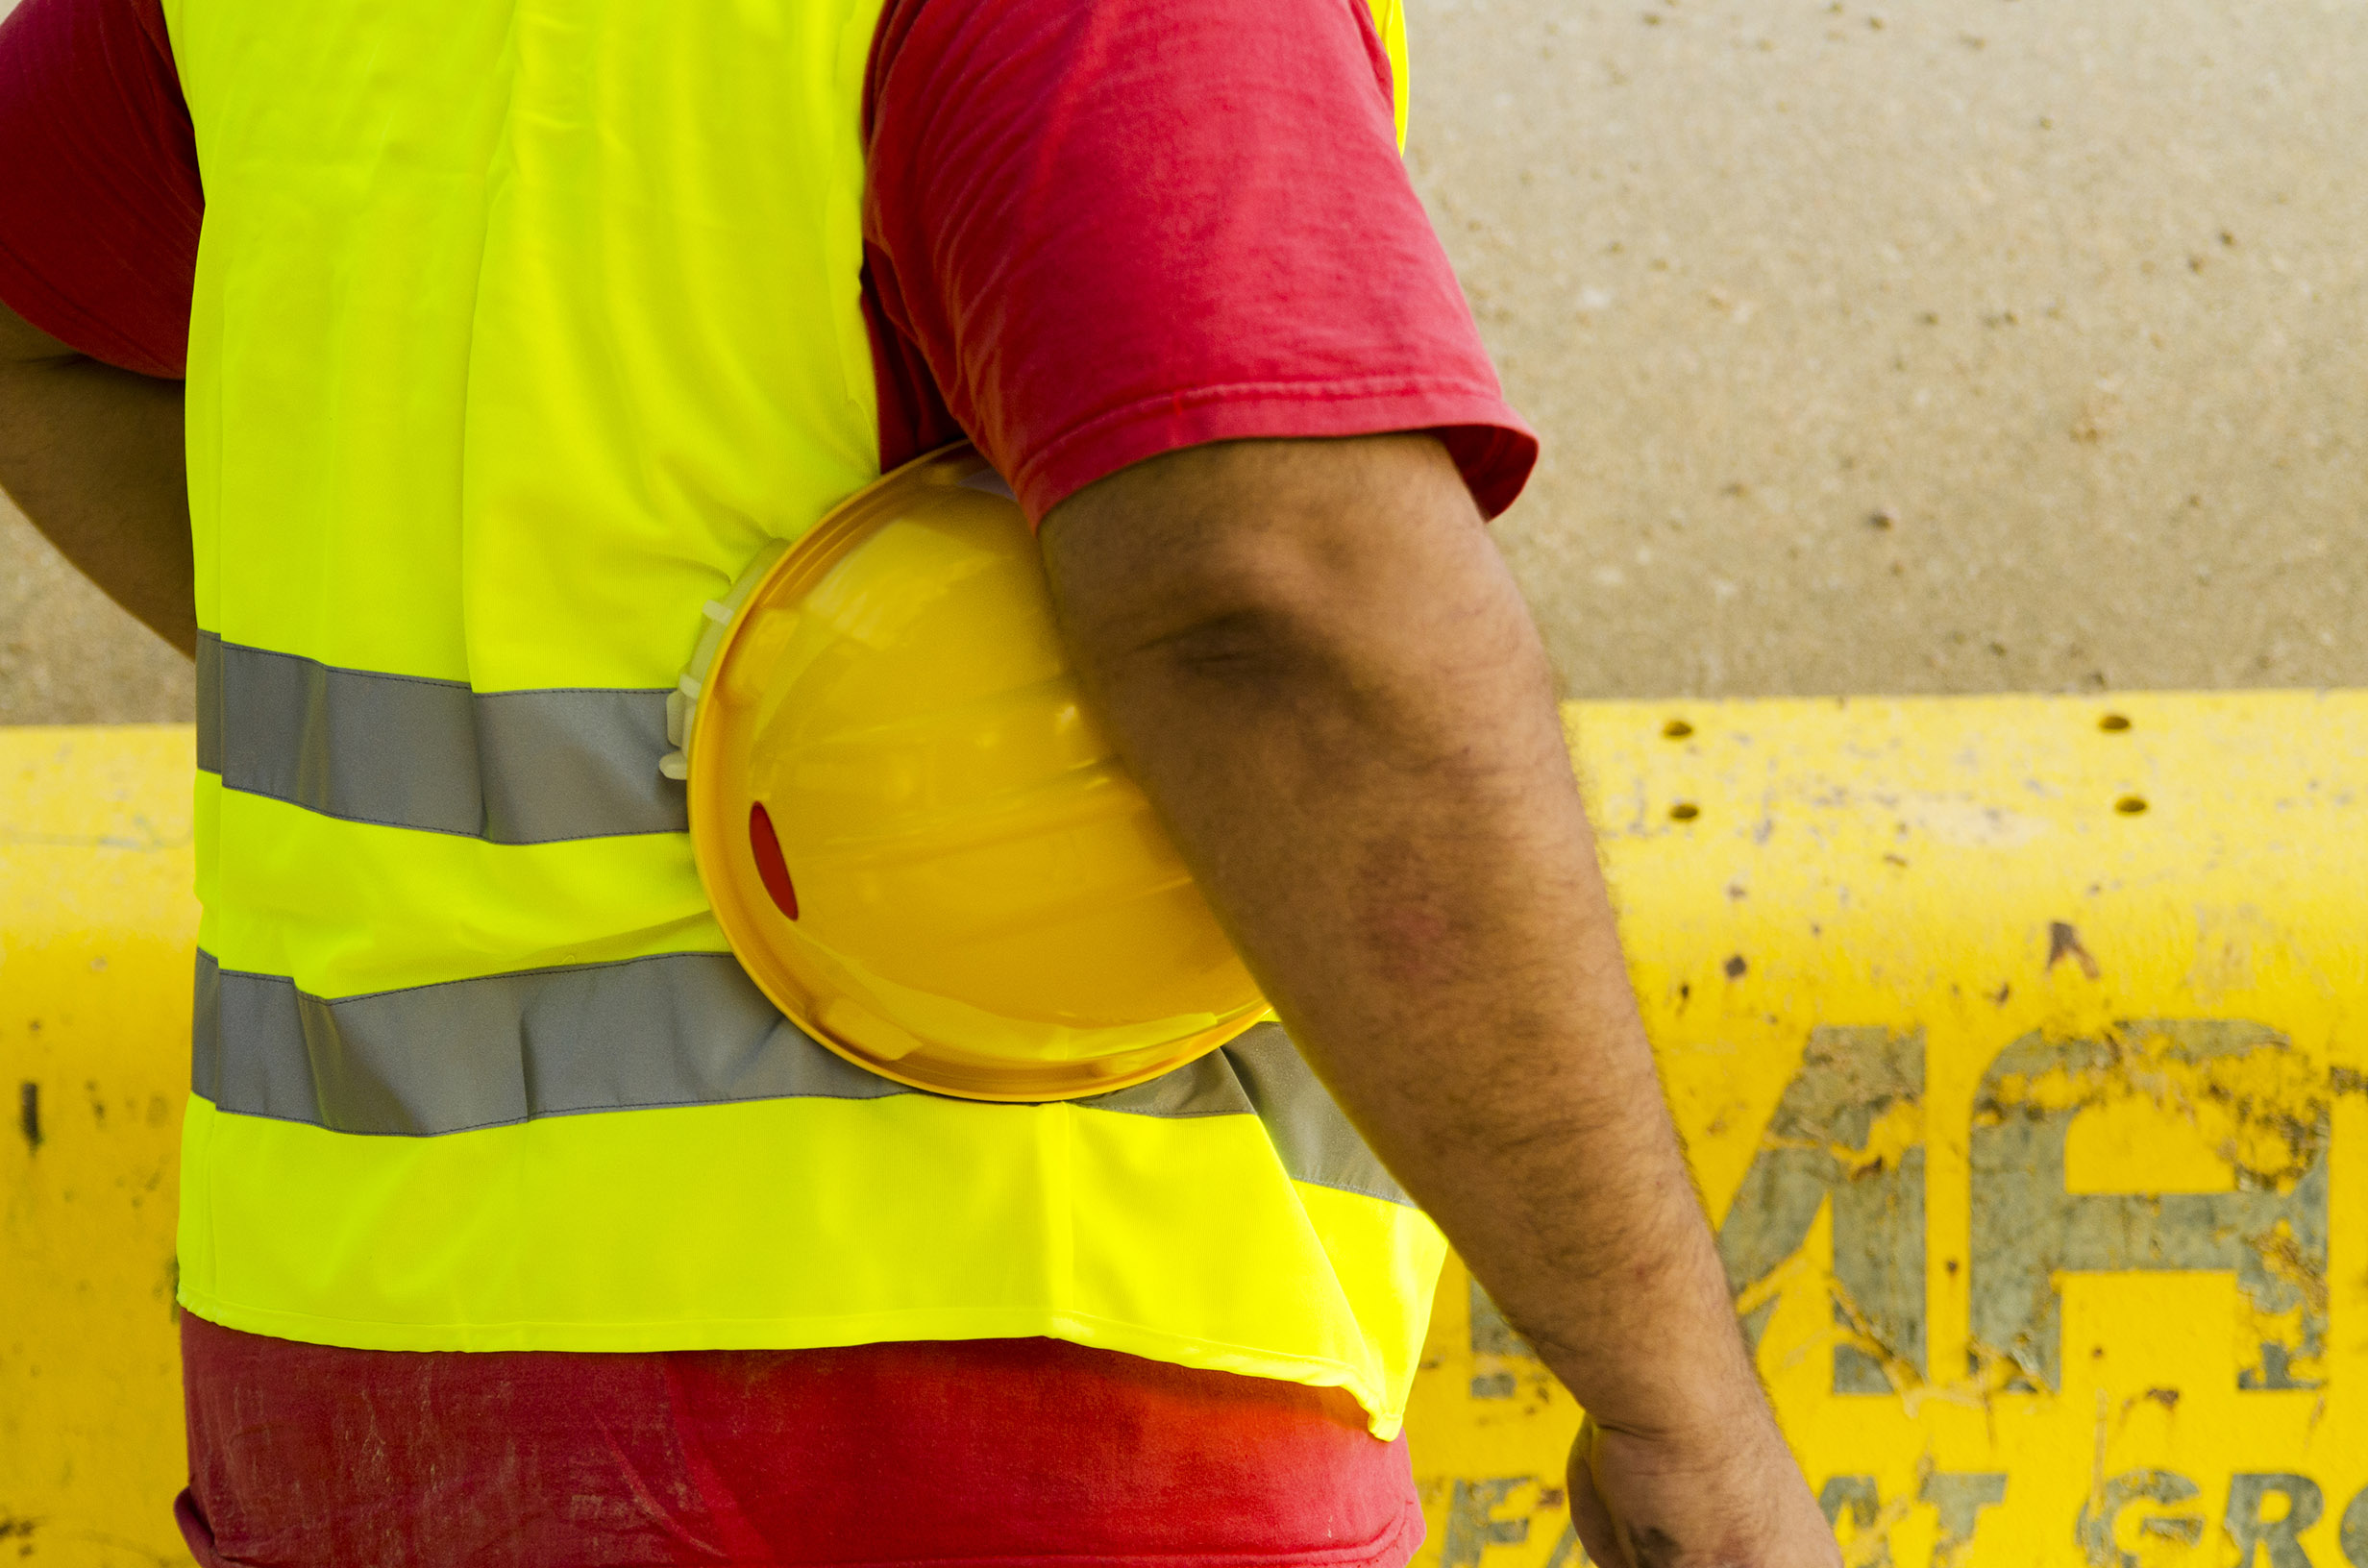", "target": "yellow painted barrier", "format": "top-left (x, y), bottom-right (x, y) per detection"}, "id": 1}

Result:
top-left (1411, 691), bottom-right (2368, 1568)
top-left (1, 726), bottom-right (198, 1567)
top-left (6, 693), bottom-right (2366, 1566)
